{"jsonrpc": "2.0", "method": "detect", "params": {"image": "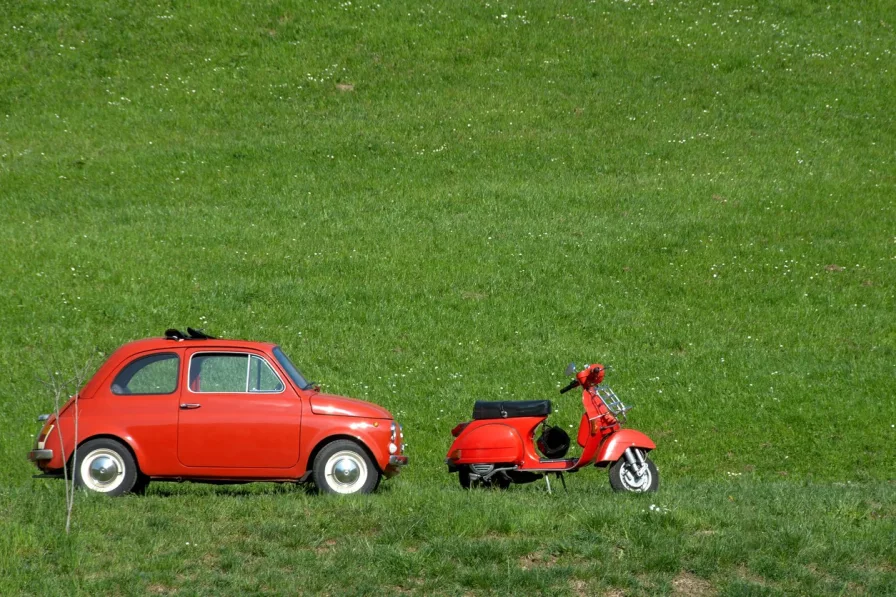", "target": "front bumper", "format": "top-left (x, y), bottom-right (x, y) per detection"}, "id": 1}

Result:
top-left (384, 454), bottom-right (408, 478)
top-left (28, 449), bottom-right (53, 462)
